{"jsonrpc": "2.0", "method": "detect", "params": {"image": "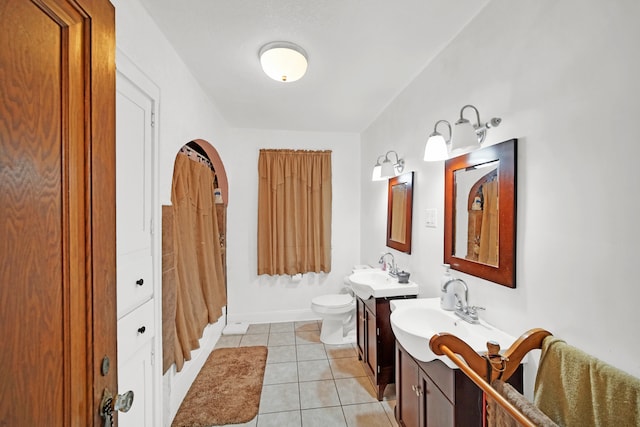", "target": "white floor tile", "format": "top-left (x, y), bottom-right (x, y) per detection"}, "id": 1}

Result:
top-left (301, 407), bottom-right (347, 427)
top-left (299, 379), bottom-right (341, 409)
top-left (259, 383), bottom-right (301, 414)
top-left (257, 410), bottom-right (301, 427)
top-left (263, 361), bottom-right (299, 385)
top-left (342, 402), bottom-right (393, 427)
